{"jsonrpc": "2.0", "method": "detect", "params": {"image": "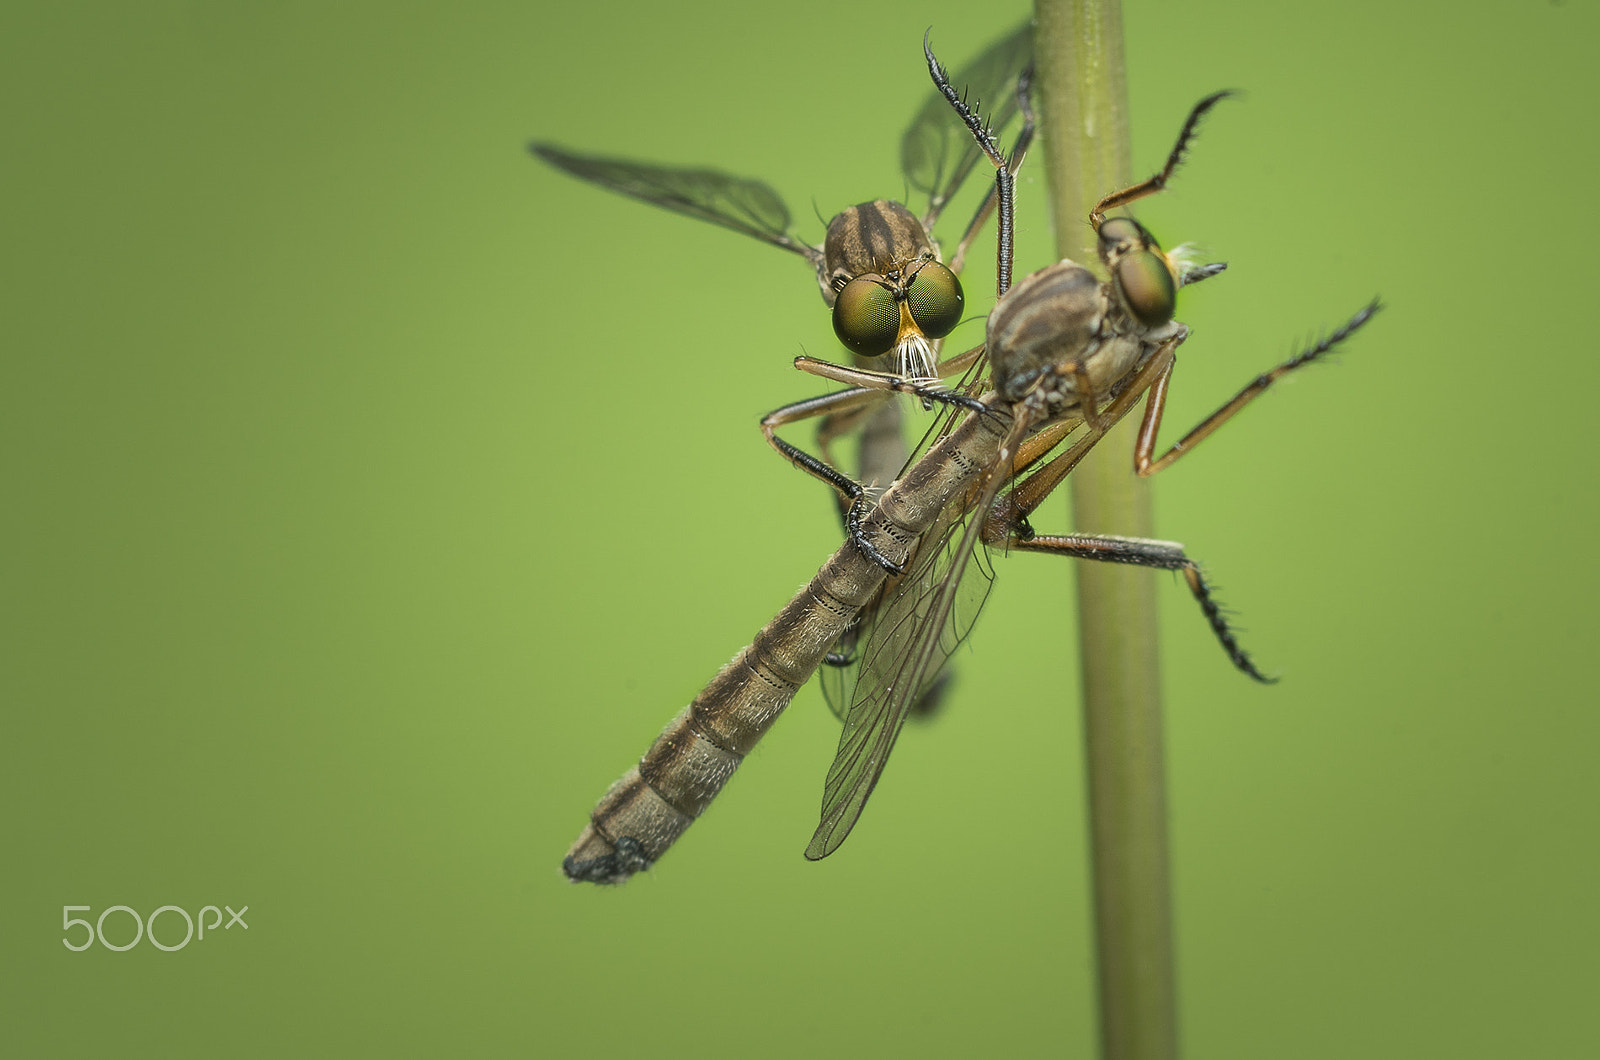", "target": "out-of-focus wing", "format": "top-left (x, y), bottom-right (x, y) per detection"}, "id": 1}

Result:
top-left (530, 144), bottom-right (825, 269)
top-left (818, 623), bottom-right (862, 723)
top-left (901, 21), bottom-right (1033, 231)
